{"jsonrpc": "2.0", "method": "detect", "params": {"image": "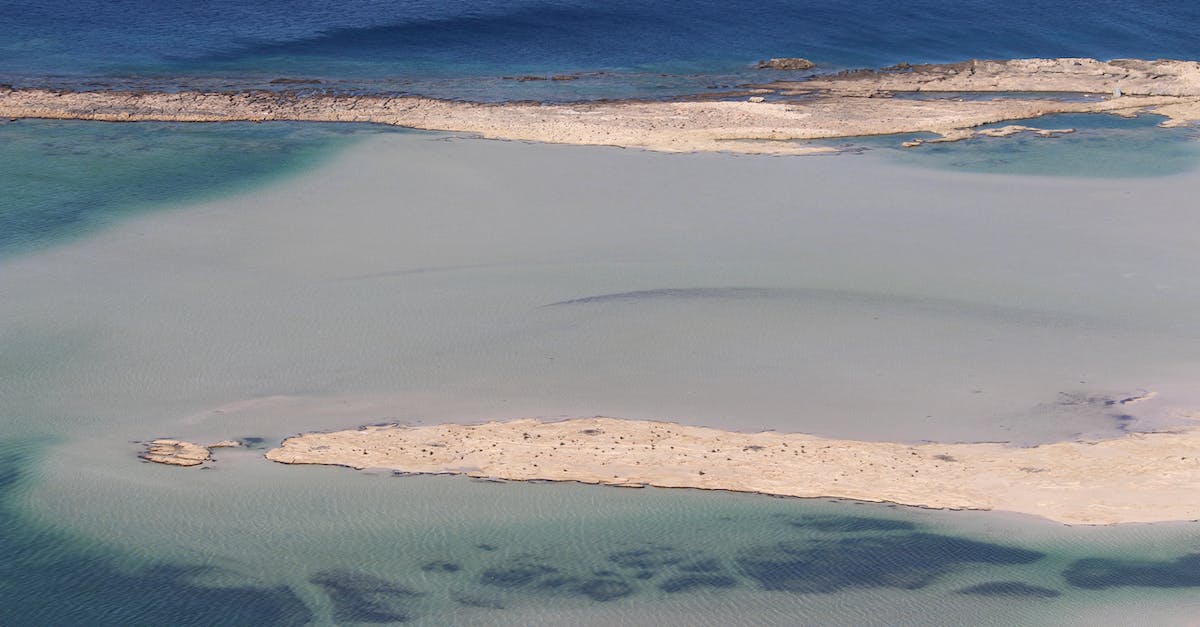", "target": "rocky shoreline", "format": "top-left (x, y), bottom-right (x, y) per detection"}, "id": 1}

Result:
top-left (4, 57), bottom-right (1200, 154)
top-left (262, 416), bottom-right (1200, 526)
